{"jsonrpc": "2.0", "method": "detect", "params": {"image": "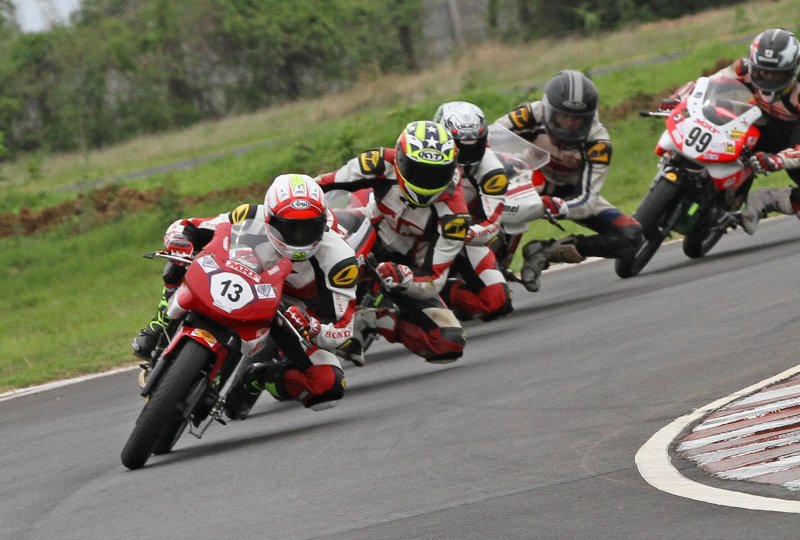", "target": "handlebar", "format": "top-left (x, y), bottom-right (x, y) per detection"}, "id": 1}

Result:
top-left (639, 111), bottom-right (671, 118)
top-left (543, 210), bottom-right (565, 231)
top-left (142, 250), bottom-right (195, 265)
top-left (274, 309), bottom-right (313, 352)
